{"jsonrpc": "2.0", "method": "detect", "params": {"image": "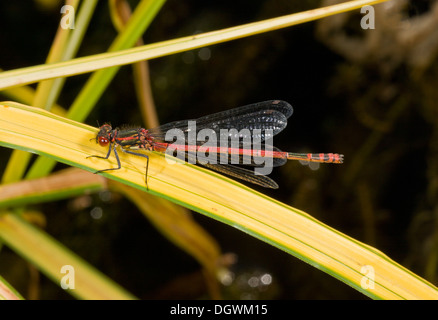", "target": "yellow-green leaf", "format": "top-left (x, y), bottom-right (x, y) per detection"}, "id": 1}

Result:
top-left (1, 101), bottom-right (437, 299)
